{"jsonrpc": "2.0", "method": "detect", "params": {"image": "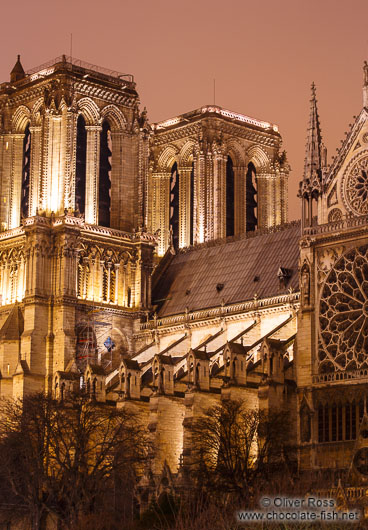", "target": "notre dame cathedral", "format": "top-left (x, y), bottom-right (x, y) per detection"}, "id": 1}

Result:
top-left (1, 54), bottom-right (368, 498)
